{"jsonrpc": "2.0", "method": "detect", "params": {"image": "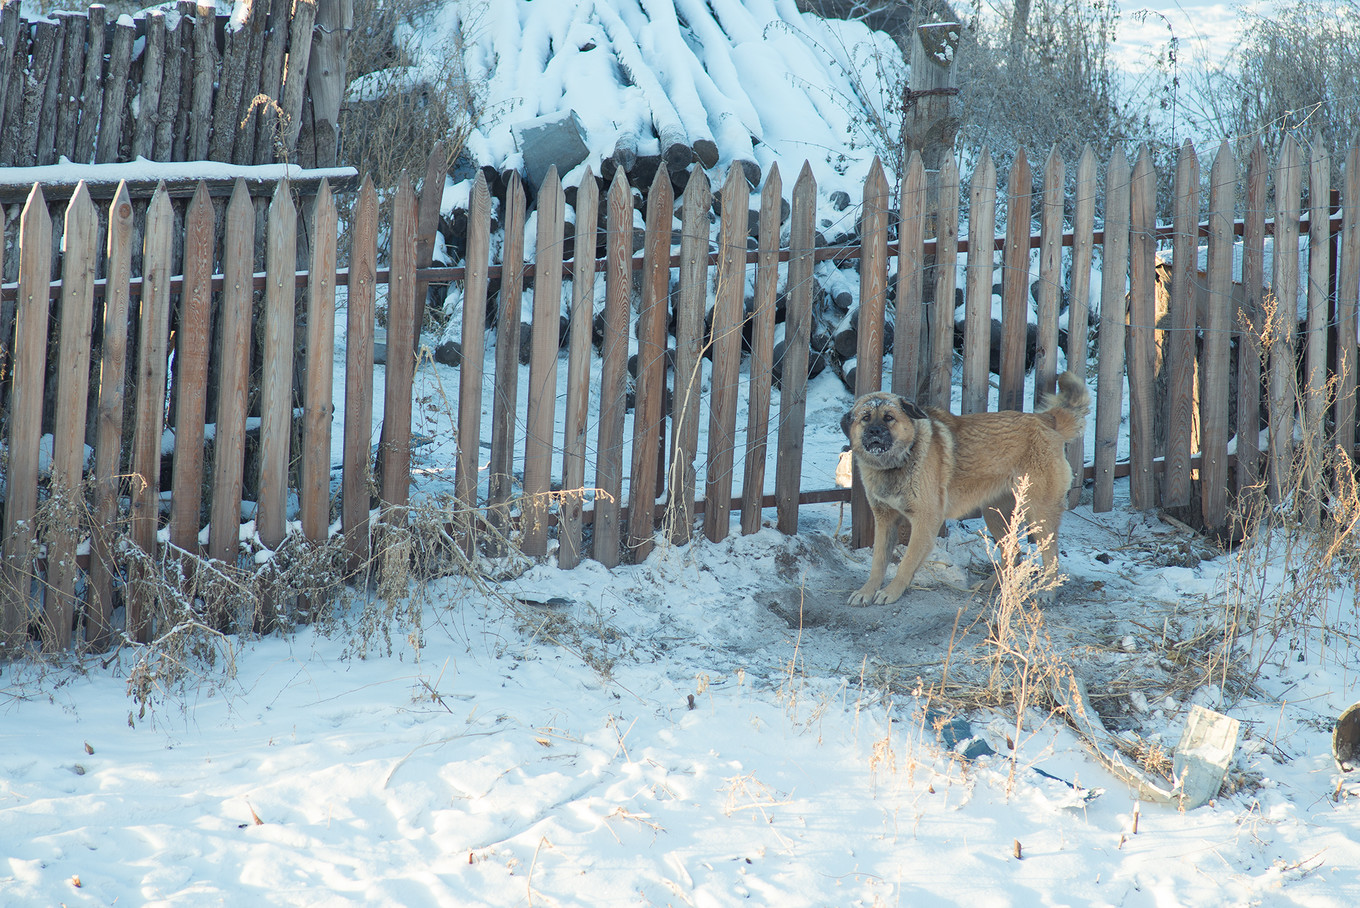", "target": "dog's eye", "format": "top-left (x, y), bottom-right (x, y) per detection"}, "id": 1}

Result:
top-left (883, 413), bottom-right (894, 423)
